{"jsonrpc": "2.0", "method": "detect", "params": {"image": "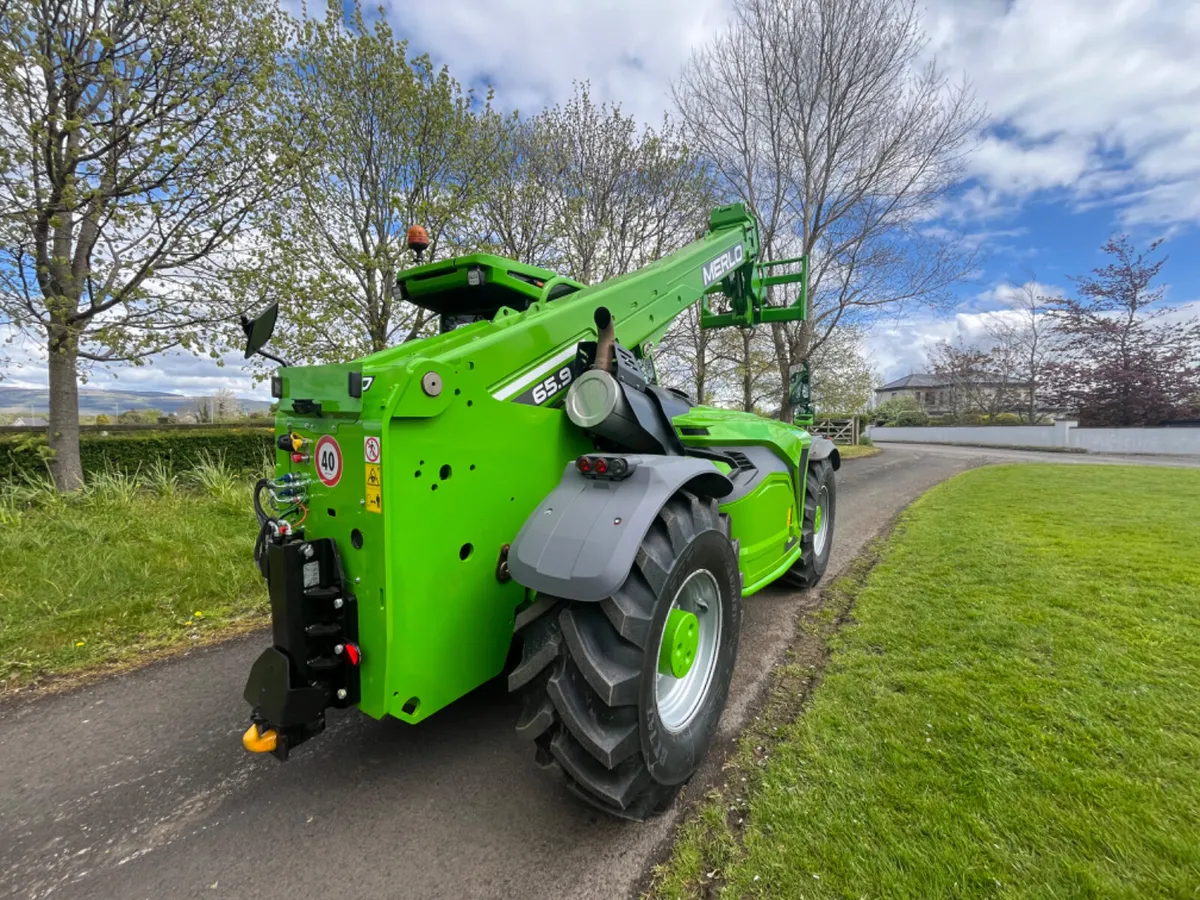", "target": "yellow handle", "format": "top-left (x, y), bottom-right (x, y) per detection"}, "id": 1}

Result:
top-left (242, 723), bottom-right (278, 753)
